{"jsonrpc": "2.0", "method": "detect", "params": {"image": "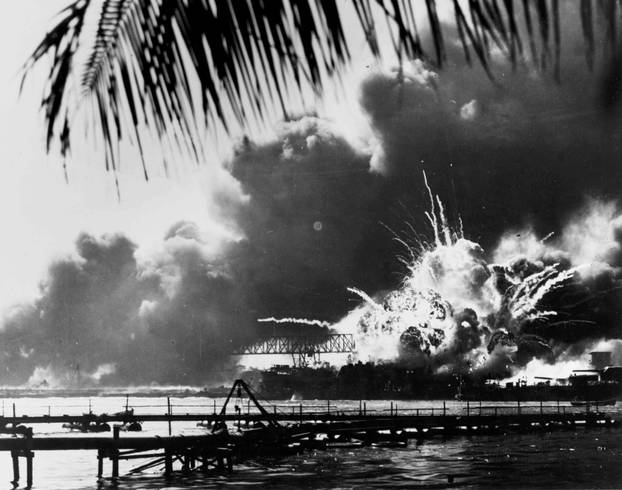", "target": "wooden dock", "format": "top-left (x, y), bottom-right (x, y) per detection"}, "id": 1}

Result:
top-left (1, 380), bottom-right (619, 487)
